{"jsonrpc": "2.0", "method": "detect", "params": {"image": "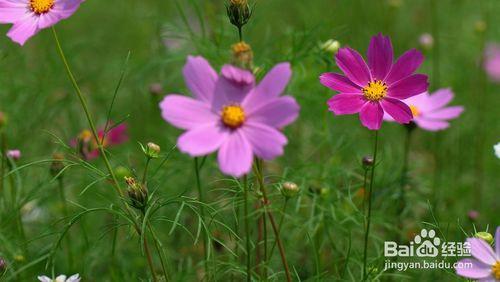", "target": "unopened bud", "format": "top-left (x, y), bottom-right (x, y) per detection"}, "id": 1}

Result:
top-left (142, 142), bottom-right (161, 159)
top-left (125, 177), bottom-right (148, 211)
top-left (6, 150), bottom-right (21, 161)
top-left (320, 39), bottom-right (340, 54)
top-left (226, 0), bottom-right (251, 29)
top-left (50, 152), bottom-right (65, 178)
top-left (149, 83), bottom-right (163, 96)
top-left (0, 112), bottom-right (6, 129)
top-left (281, 182), bottom-right (299, 198)
top-left (475, 232), bottom-right (493, 245)
top-left (0, 258), bottom-right (6, 274)
top-left (467, 210), bottom-right (480, 221)
top-left (115, 166), bottom-right (132, 179)
top-left (232, 41), bottom-right (253, 69)
top-left (362, 156), bottom-right (374, 169)
top-left (419, 33), bottom-right (434, 50)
